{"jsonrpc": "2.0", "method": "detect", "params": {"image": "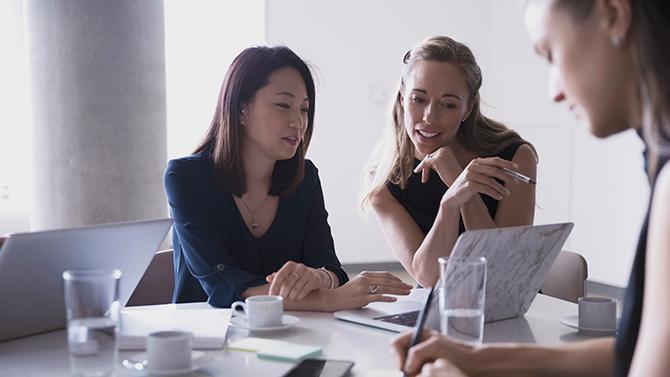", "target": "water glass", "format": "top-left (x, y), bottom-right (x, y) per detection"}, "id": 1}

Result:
top-left (63, 269), bottom-right (121, 377)
top-left (438, 256), bottom-right (487, 346)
